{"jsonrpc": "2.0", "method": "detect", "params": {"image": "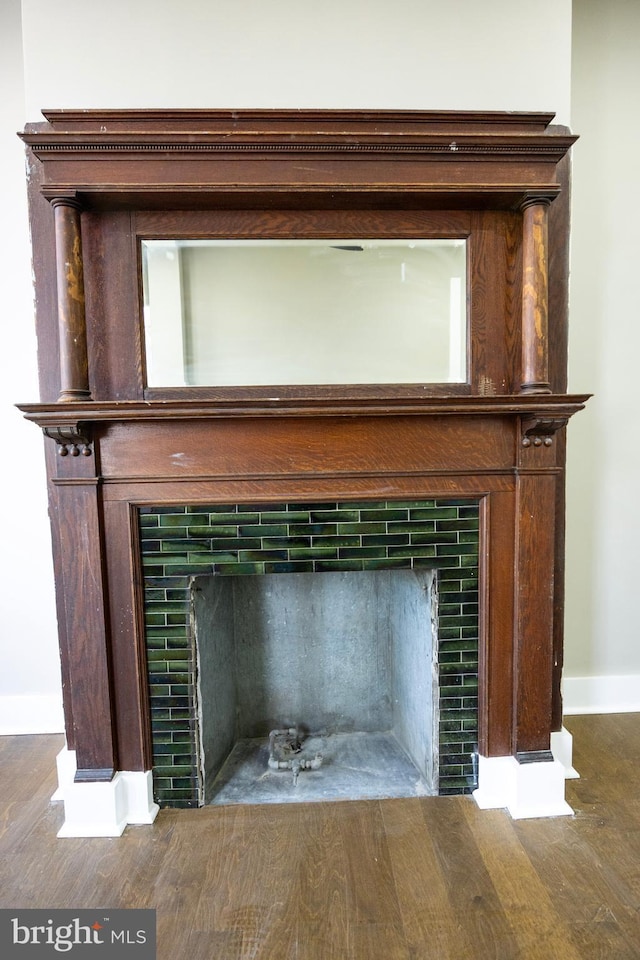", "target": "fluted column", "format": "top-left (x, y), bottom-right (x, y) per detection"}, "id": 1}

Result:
top-left (51, 197), bottom-right (91, 402)
top-left (520, 197), bottom-right (552, 395)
